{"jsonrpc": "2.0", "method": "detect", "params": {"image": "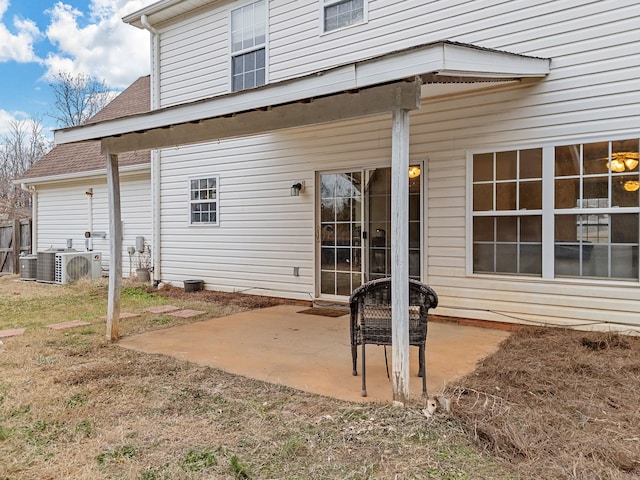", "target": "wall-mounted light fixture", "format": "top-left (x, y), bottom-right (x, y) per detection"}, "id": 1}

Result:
top-left (290, 181), bottom-right (305, 196)
top-left (623, 180), bottom-right (640, 192)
